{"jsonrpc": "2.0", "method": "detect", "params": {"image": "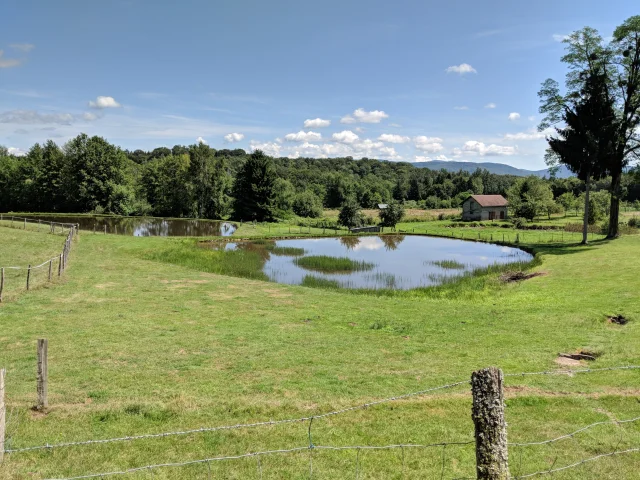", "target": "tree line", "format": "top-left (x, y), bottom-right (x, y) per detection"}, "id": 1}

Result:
top-left (1, 135), bottom-right (638, 224)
